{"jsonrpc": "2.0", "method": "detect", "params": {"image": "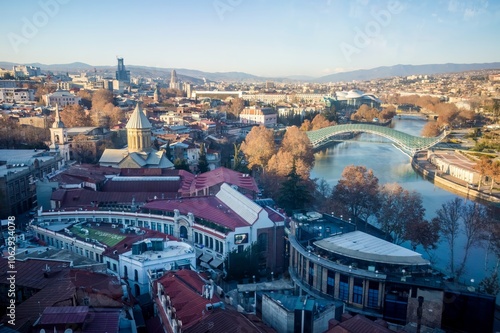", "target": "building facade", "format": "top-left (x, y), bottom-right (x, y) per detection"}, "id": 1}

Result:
top-left (239, 106), bottom-right (277, 126)
top-left (0, 88), bottom-right (35, 103)
top-left (43, 90), bottom-right (81, 107)
top-left (287, 216), bottom-right (495, 332)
